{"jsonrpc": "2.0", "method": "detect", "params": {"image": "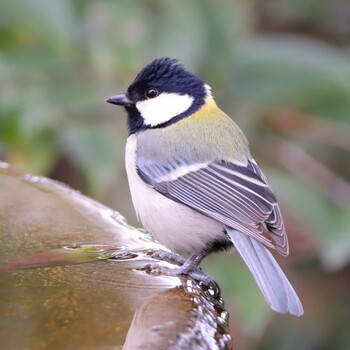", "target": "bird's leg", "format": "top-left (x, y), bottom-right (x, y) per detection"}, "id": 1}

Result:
top-left (145, 252), bottom-right (221, 296)
top-left (179, 252), bottom-right (205, 274)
